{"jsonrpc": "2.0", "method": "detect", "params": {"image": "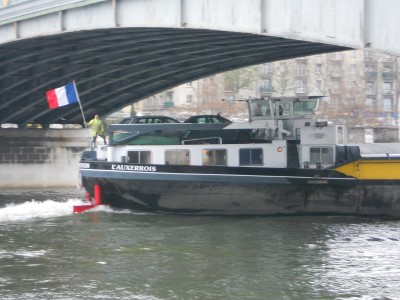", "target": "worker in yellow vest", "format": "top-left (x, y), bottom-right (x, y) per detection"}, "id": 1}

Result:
top-left (87, 114), bottom-right (107, 148)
